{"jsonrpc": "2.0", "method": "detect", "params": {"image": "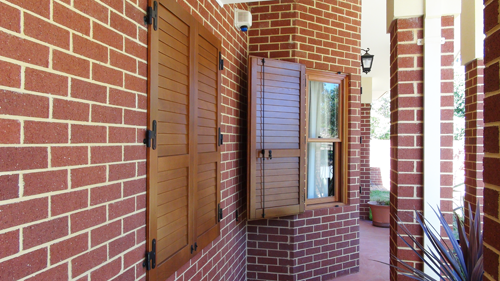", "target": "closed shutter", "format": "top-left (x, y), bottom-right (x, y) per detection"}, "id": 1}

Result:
top-left (247, 57), bottom-right (306, 221)
top-left (193, 24), bottom-right (221, 250)
top-left (146, 1), bottom-right (221, 280)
